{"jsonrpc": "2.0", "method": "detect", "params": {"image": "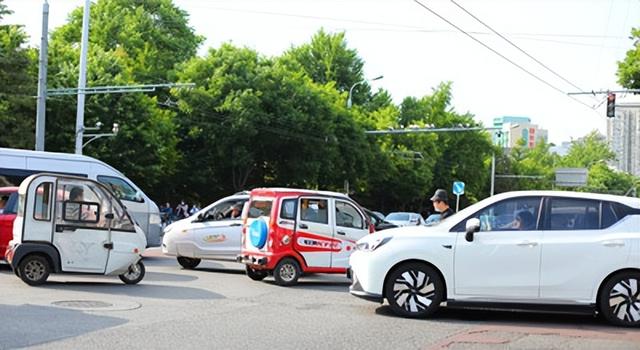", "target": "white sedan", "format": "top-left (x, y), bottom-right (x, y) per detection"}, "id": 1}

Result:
top-left (384, 212), bottom-right (425, 227)
top-left (162, 192), bottom-right (248, 269)
top-left (349, 190), bottom-right (640, 326)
